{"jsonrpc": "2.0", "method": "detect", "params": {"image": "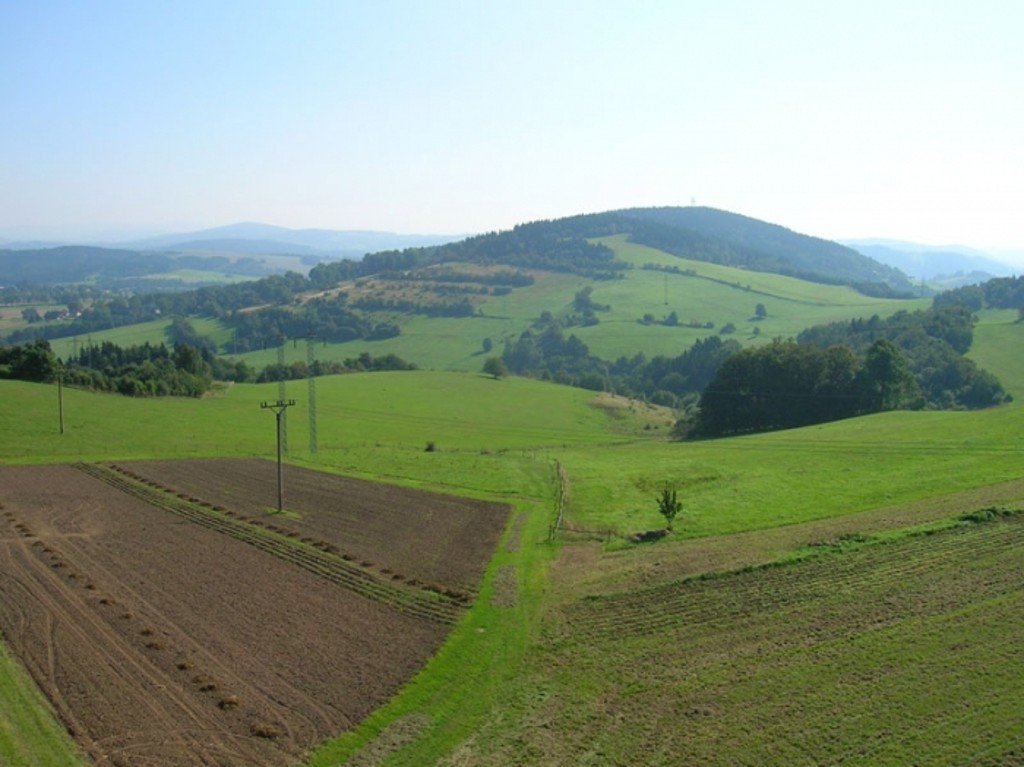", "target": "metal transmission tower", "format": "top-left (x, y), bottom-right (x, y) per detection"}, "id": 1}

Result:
top-left (277, 341), bottom-right (288, 454)
top-left (306, 336), bottom-right (318, 454)
top-left (260, 399), bottom-right (296, 514)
